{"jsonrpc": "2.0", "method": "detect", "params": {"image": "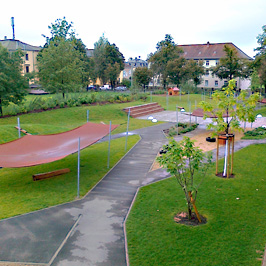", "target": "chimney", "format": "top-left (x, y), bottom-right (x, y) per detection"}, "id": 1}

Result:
top-left (207, 41), bottom-right (210, 47)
